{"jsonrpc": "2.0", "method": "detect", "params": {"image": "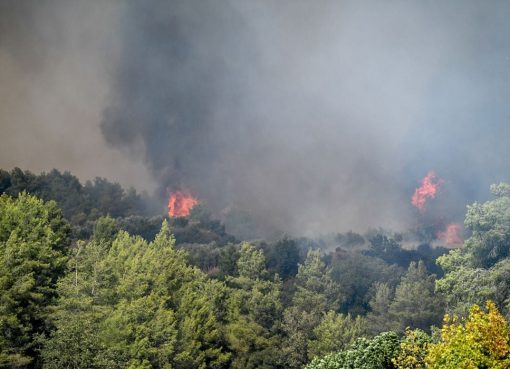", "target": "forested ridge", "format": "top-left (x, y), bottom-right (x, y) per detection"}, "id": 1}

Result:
top-left (2, 168), bottom-right (510, 368)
